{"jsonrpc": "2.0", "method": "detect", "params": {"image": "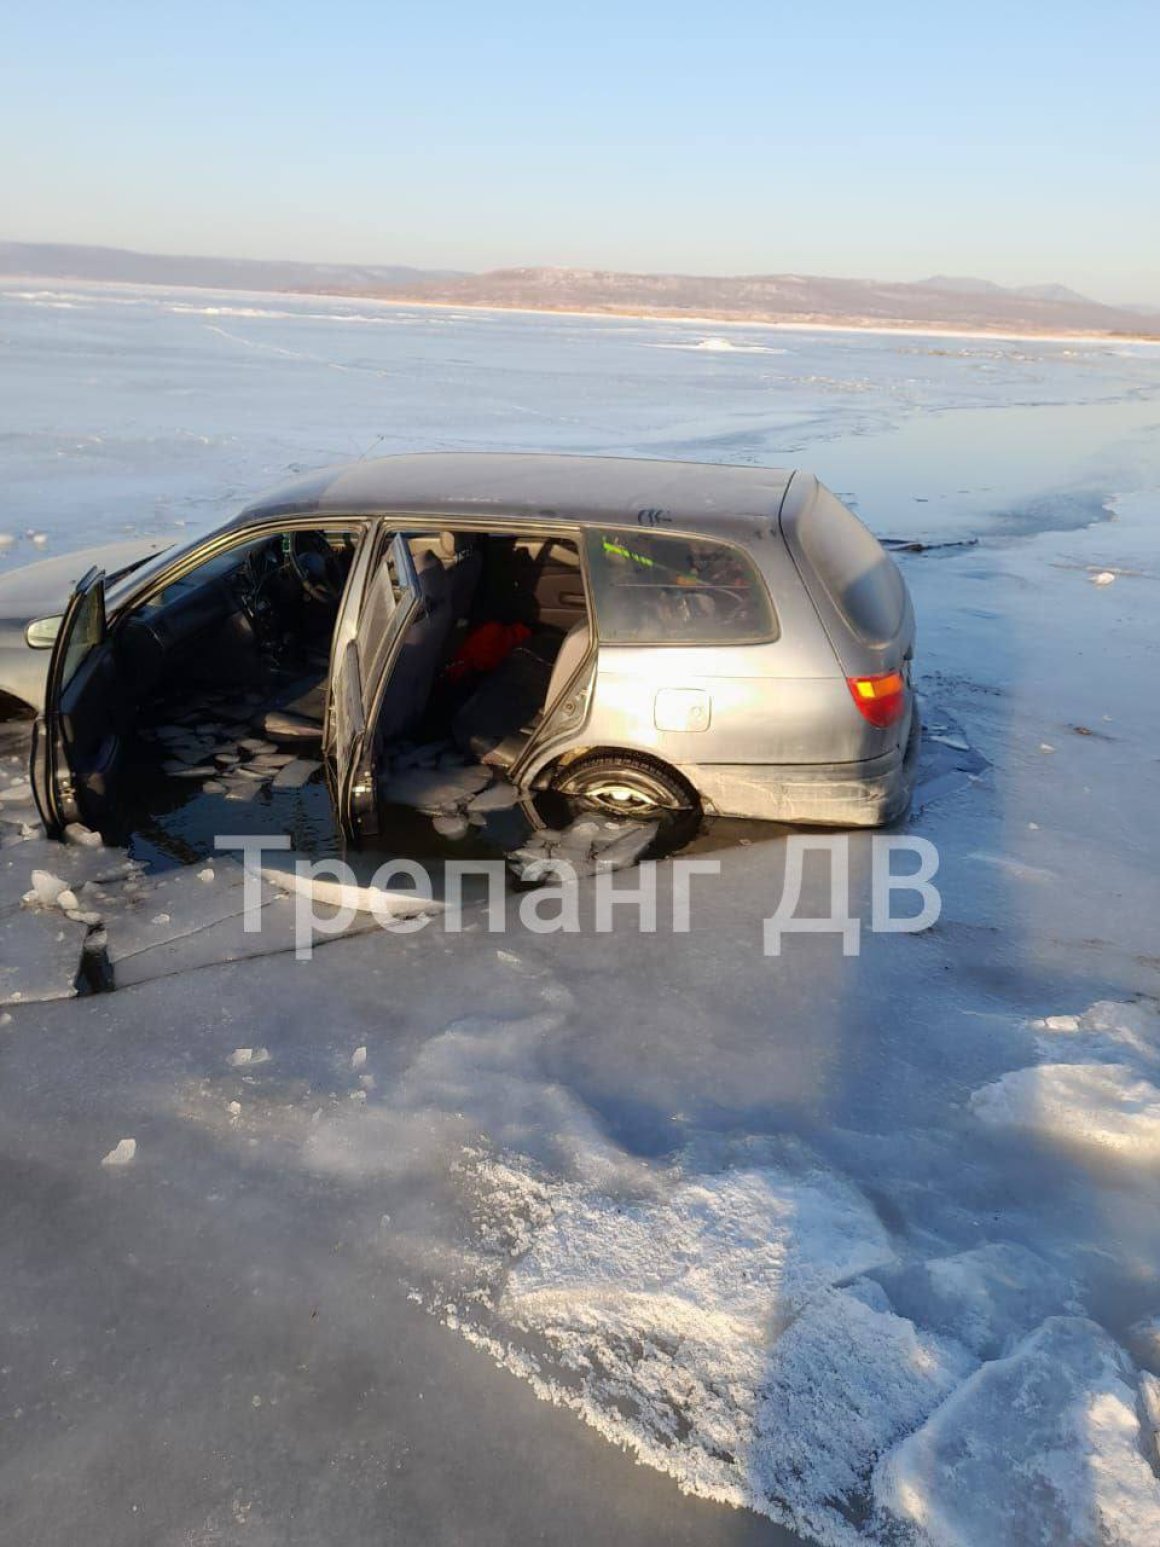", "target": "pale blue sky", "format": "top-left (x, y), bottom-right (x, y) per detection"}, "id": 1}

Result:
top-left (4, 1), bottom-right (1158, 303)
